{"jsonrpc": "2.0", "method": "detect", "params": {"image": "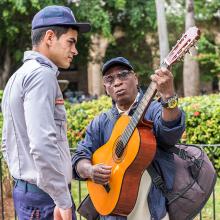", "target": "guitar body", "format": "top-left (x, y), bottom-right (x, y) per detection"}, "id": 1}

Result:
top-left (87, 115), bottom-right (156, 216)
